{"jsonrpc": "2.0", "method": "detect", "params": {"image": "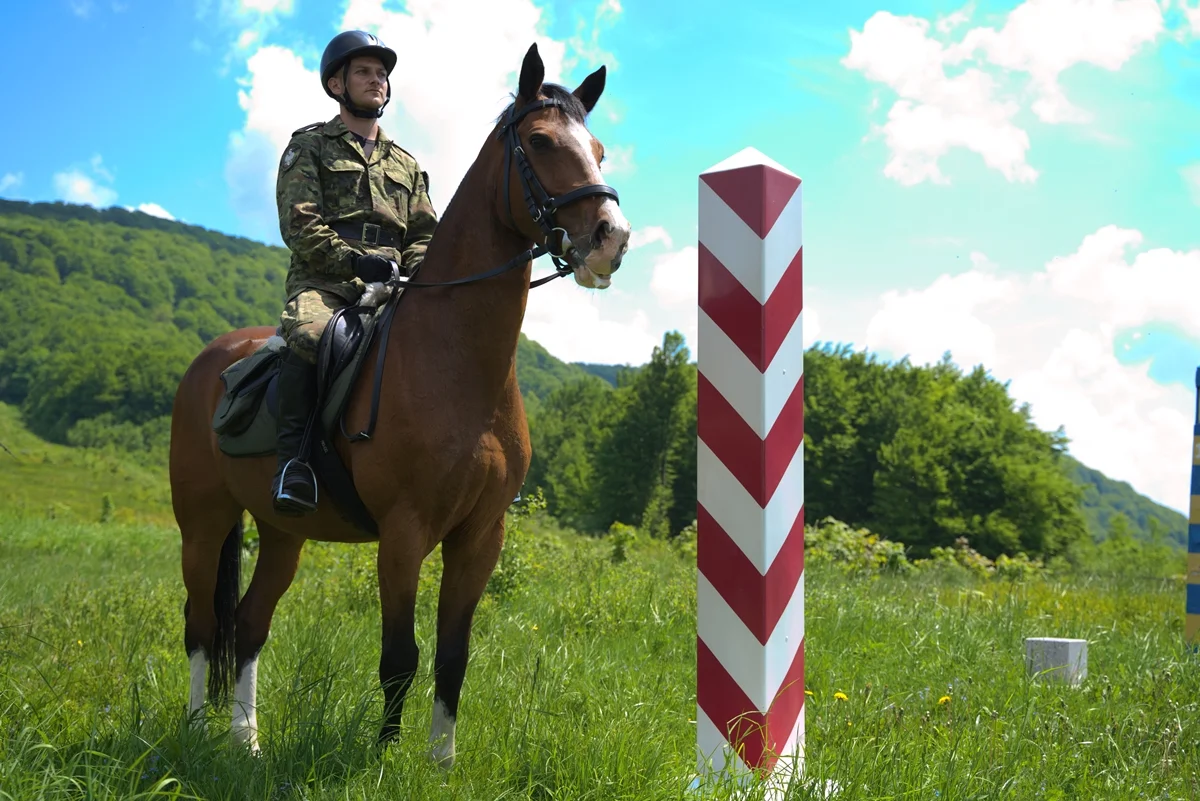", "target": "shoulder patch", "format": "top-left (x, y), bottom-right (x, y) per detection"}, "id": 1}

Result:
top-left (279, 143), bottom-right (302, 173)
top-left (291, 121), bottom-right (323, 136)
